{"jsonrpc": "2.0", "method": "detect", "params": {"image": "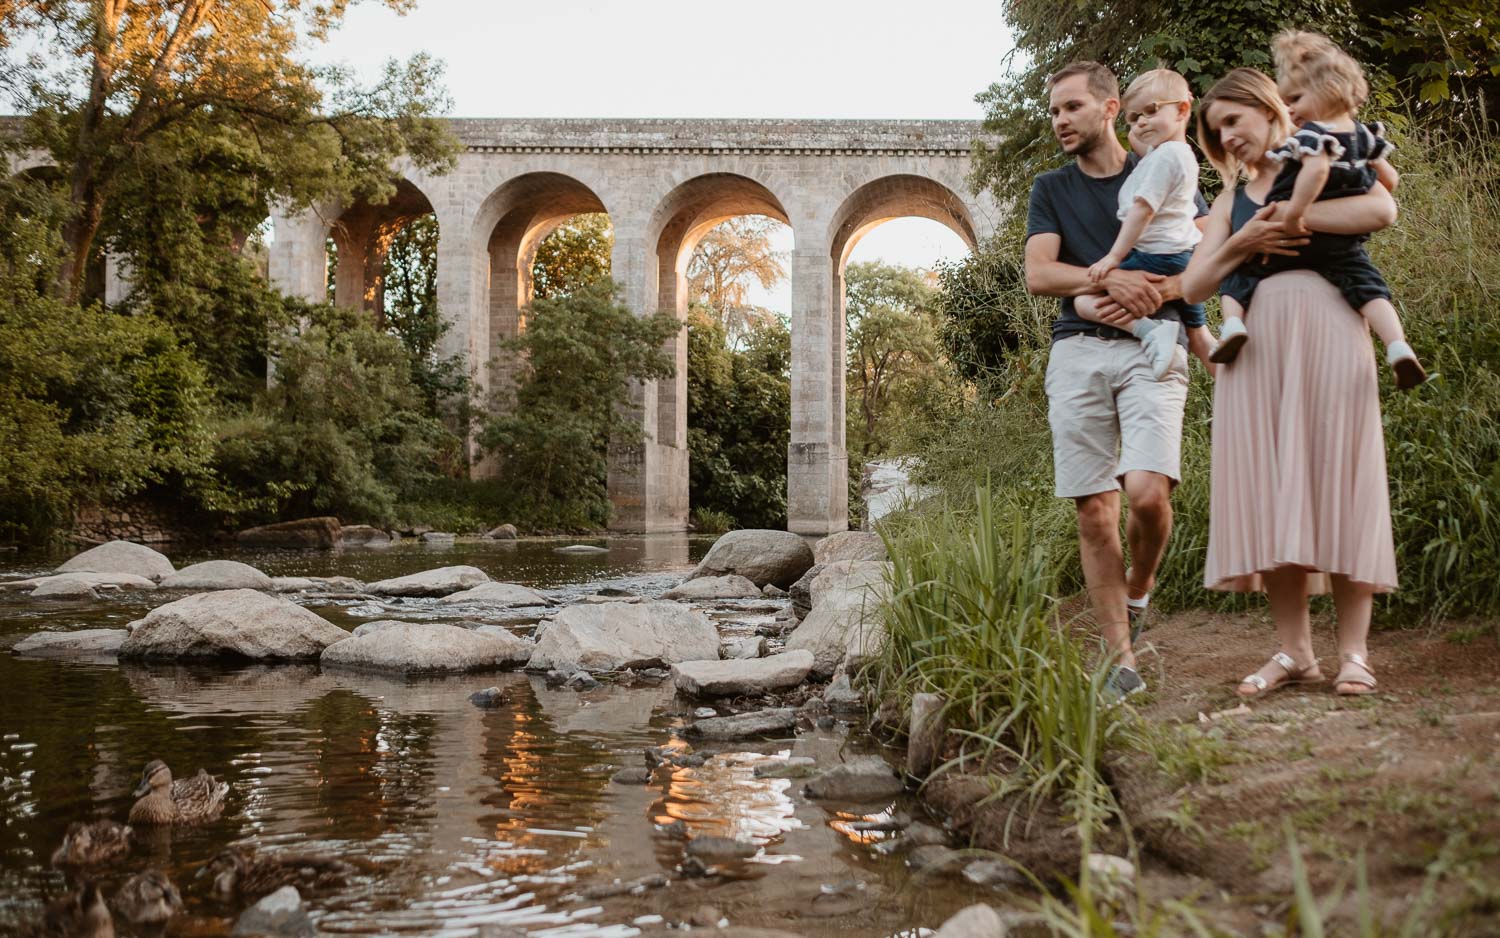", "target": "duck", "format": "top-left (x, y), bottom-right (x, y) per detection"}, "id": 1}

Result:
top-left (204, 846), bottom-right (354, 903)
top-left (111, 870), bottom-right (181, 927)
top-left (128, 759), bottom-right (229, 825)
top-left (49, 820), bottom-right (133, 868)
top-left (32, 882), bottom-right (115, 938)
